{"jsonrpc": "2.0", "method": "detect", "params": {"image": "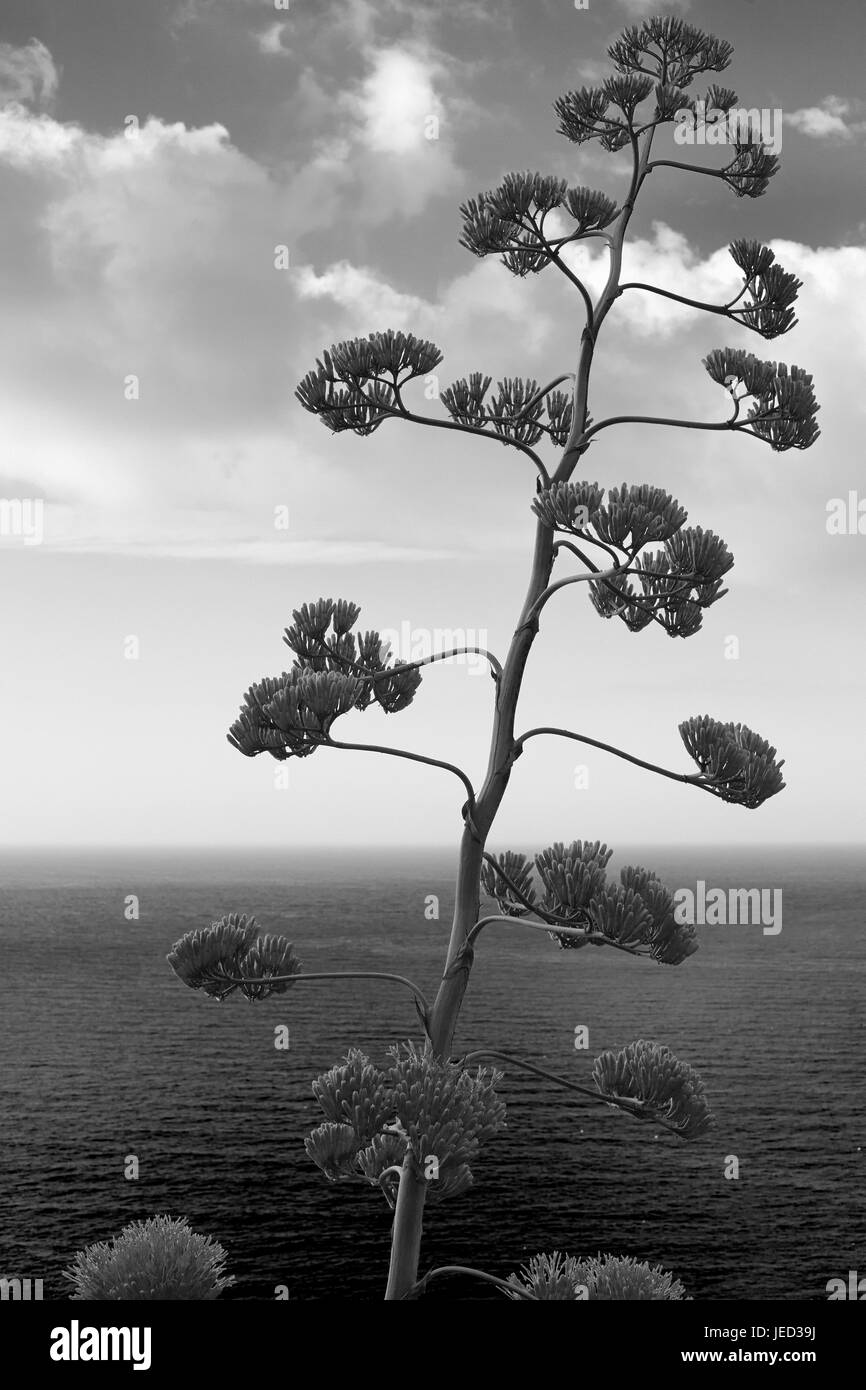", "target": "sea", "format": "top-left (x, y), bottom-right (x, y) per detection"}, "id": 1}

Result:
top-left (0, 844), bottom-right (863, 1301)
